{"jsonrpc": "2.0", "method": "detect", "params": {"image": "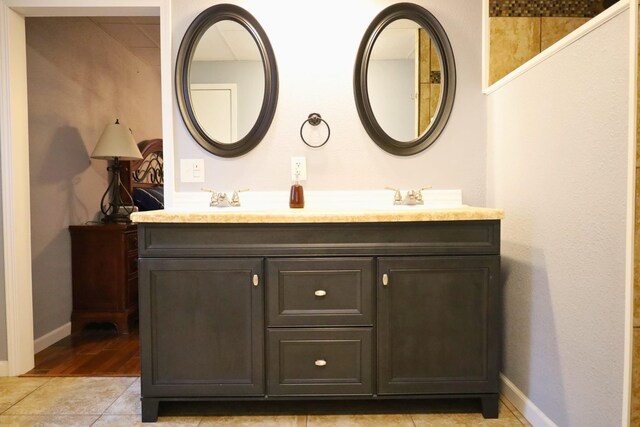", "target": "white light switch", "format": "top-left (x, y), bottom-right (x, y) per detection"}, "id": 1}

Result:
top-left (180, 159), bottom-right (205, 183)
